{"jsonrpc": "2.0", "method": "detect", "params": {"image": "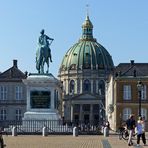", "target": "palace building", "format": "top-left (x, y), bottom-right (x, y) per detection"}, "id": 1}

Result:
top-left (106, 60), bottom-right (148, 131)
top-left (0, 60), bottom-right (27, 122)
